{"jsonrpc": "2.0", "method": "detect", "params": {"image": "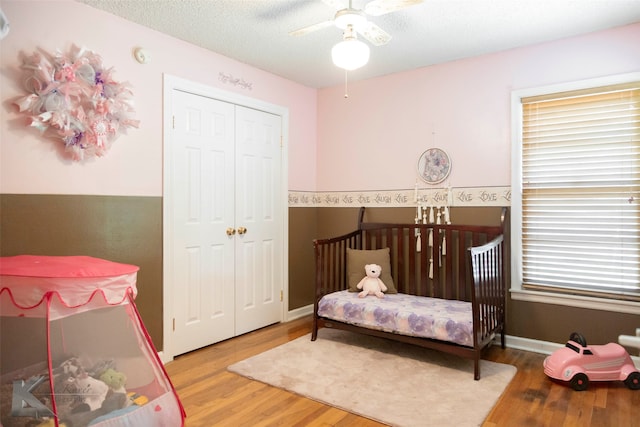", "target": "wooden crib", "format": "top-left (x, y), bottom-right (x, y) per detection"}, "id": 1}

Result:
top-left (312, 207), bottom-right (507, 380)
